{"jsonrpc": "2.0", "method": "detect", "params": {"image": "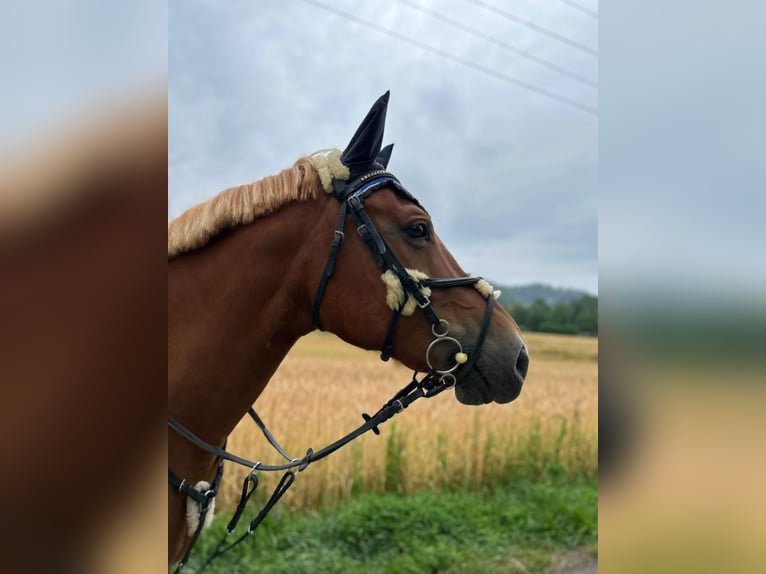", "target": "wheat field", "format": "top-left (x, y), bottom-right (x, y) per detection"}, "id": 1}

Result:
top-left (219, 331), bottom-right (598, 512)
